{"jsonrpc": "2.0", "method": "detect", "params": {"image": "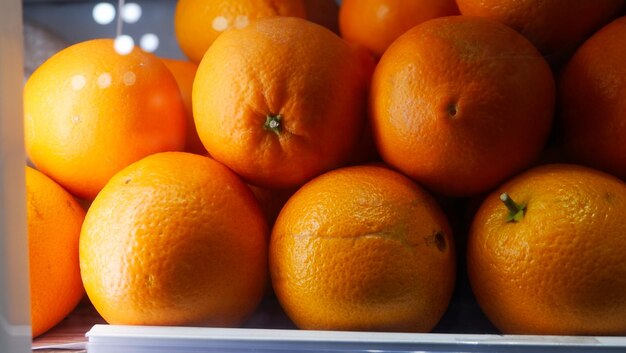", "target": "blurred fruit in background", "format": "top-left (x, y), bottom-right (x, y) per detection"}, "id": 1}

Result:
top-left (160, 58), bottom-right (207, 155)
top-left (193, 17), bottom-right (369, 189)
top-left (455, 0), bottom-right (625, 67)
top-left (174, 0), bottom-right (307, 63)
top-left (339, 0), bottom-right (459, 58)
top-left (468, 164), bottom-right (626, 334)
top-left (27, 166), bottom-right (85, 337)
top-left (270, 165), bottom-right (456, 332)
top-left (24, 39), bottom-right (186, 200)
top-left (80, 152), bottom-right (269, 327)
top-left (557, 16), bottom-right (626, 180)
top-left (370, 16), bottom-right (555, 197)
